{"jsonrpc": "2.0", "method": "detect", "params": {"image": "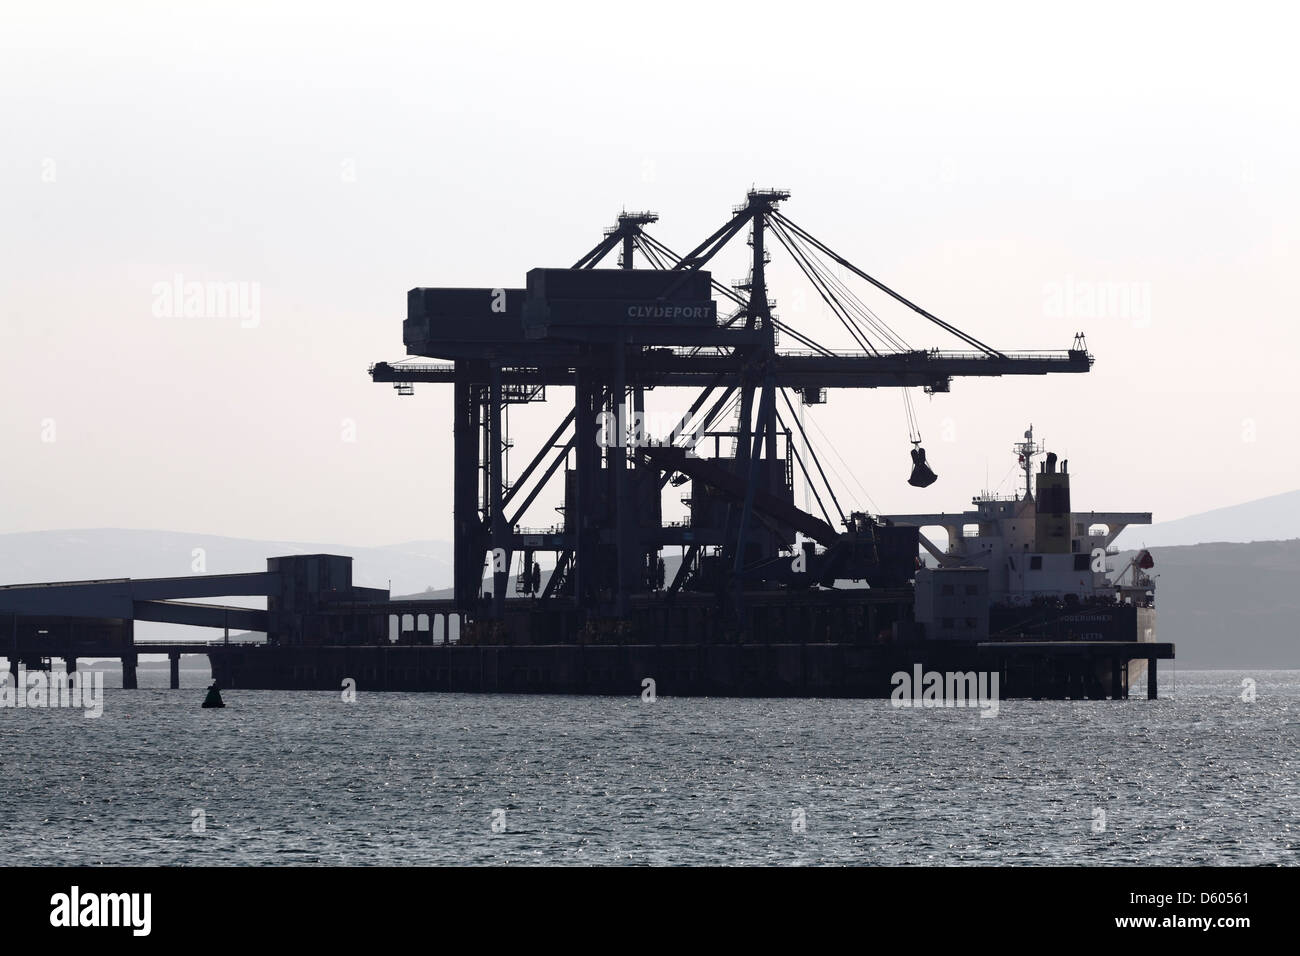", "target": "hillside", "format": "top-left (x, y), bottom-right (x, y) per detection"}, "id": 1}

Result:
top-left (1114, 488), bottom-right (1300, 549)
top-left (1127, 540), bottom-right (1300, 668)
